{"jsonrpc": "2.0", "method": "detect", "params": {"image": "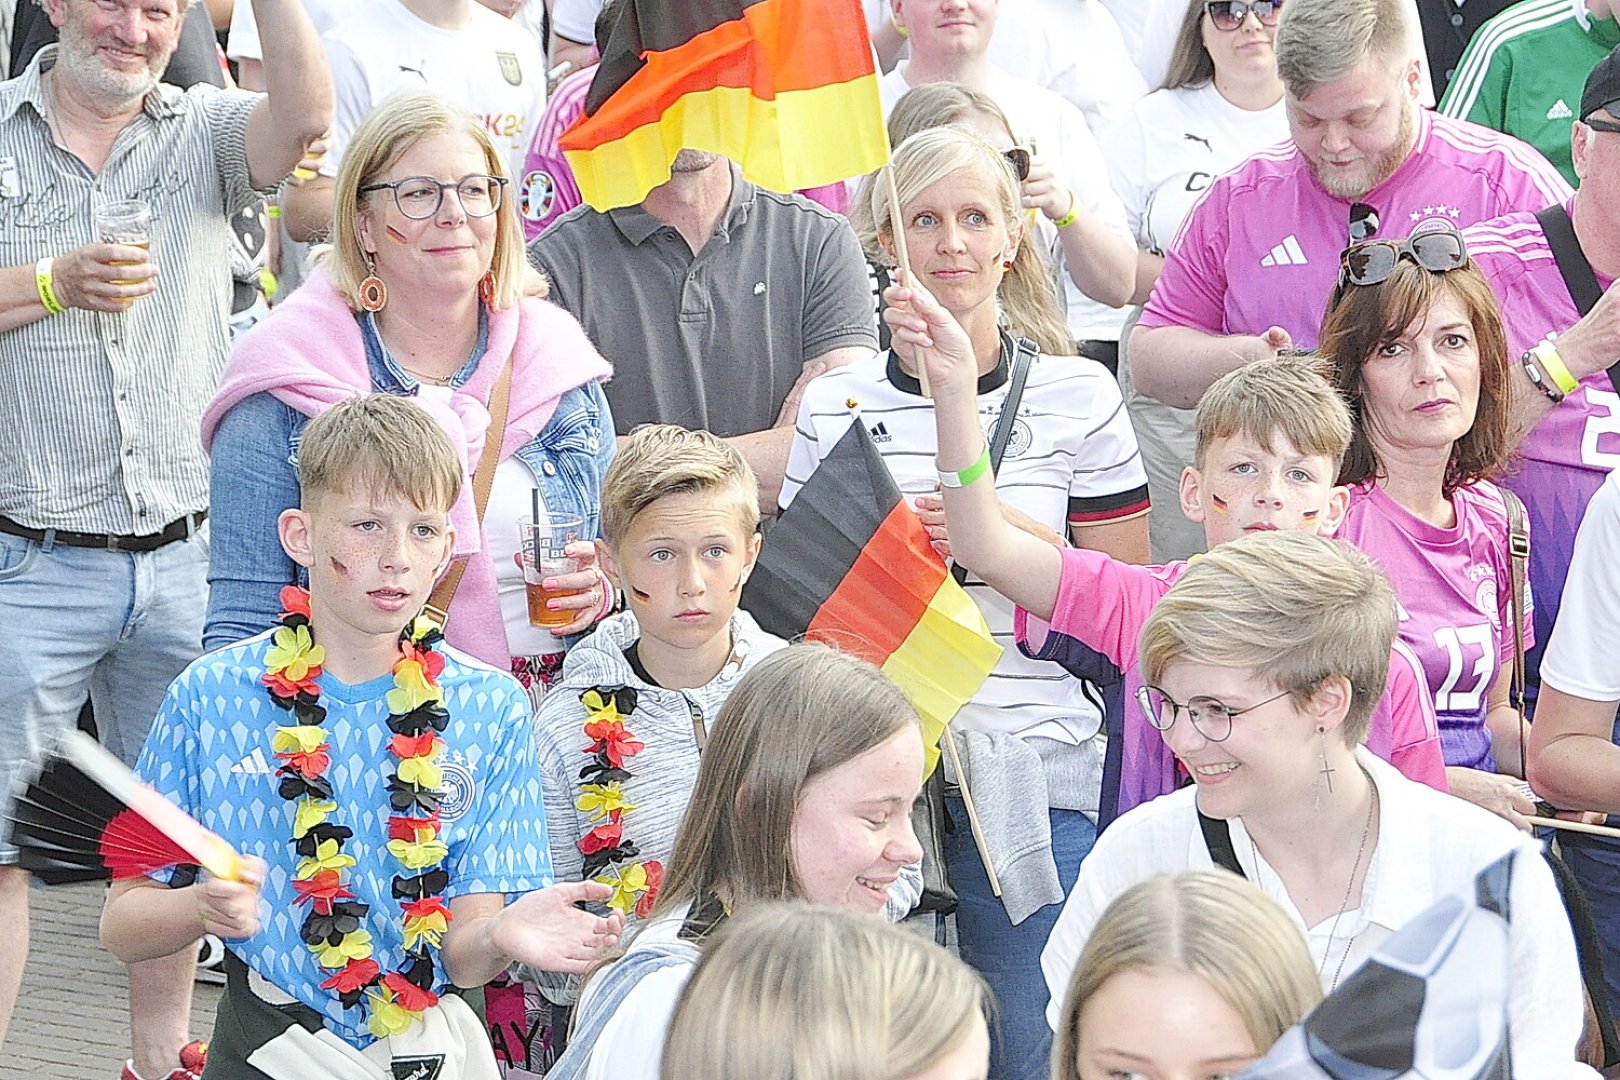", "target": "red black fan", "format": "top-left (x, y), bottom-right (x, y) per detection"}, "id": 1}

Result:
top-left (5, 730), bottom-right (243, 885)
